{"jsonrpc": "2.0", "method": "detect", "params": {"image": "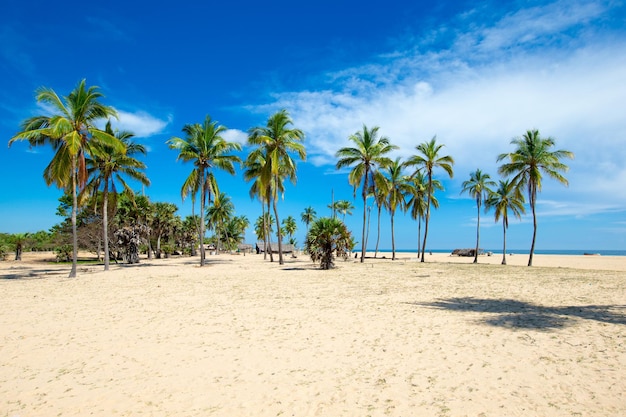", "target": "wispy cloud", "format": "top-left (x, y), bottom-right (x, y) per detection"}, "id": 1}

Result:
top-left (0, 26), bottom-right (35, 75)
top-left (86, 17), bottom-right (130, 42)
top-left (111, 109), bottom-right (170, 138)
top-left (254, 0), bottom-right (626, 217)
